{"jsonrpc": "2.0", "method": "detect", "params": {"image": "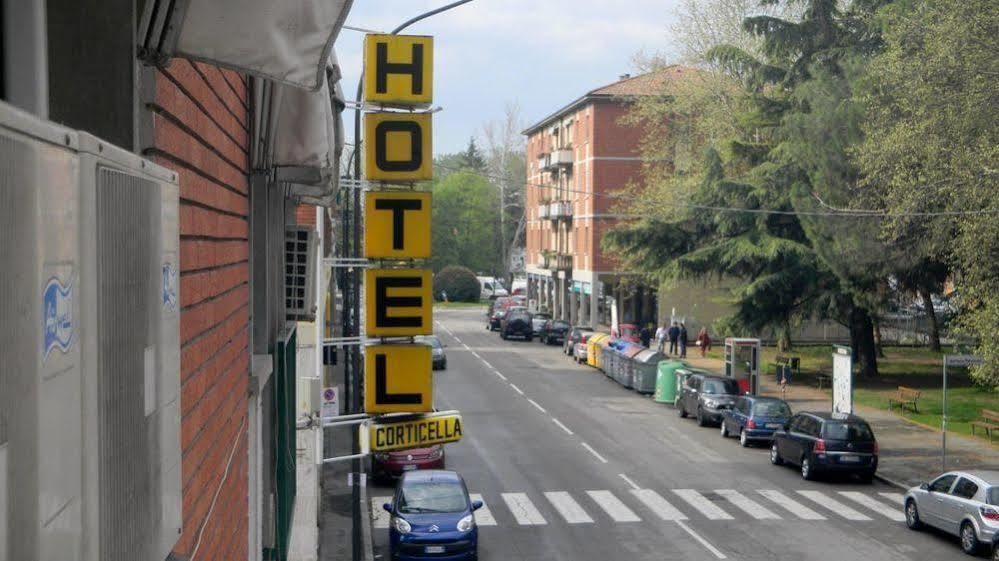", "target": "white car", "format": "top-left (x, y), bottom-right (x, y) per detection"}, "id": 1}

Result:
top-left (904, 470), bottom-right (999, 555)
top-left (477, 276), bottom-right (508, 300)
top-left (573, 341), bottom-right (588, 364)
